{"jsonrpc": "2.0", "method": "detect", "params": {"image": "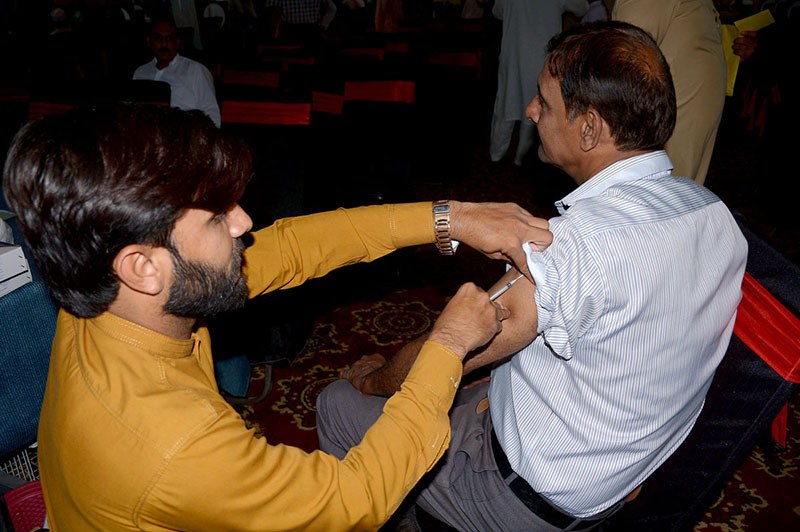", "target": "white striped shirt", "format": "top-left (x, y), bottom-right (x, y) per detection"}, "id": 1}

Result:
top-left (489, 151), bottom-right (747, 517)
